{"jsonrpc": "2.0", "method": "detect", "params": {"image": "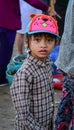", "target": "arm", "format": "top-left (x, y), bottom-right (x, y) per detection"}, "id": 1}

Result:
top-left (50, 0), bottom-right (56, 5)
top-left (24, 0), bottom-right (61, 18)
top-left (10, 71), bottom-right (46, 130)
top-left (24, 0), bottom-right (49, 12)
